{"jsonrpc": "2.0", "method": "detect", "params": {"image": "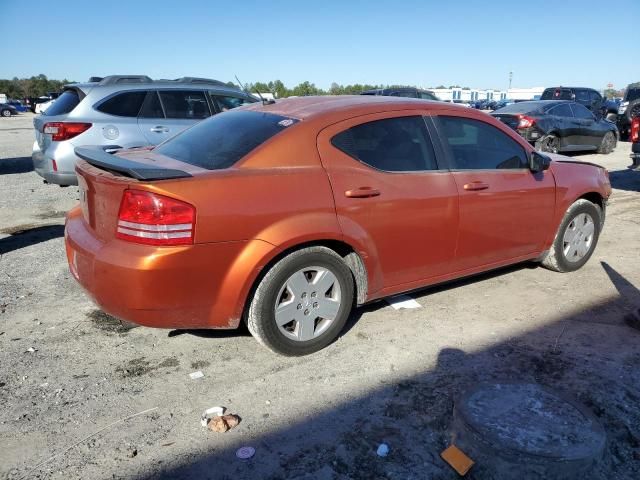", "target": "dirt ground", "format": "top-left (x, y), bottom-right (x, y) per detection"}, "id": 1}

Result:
top-left (1, 113), bottom-right (640, 480)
